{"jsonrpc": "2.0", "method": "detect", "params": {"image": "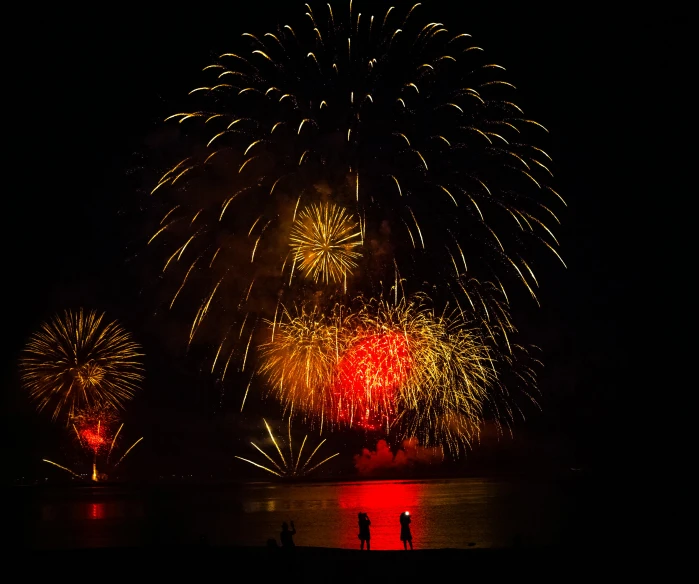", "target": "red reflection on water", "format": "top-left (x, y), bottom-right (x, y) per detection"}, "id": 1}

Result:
top-left (337, 481), bottom-right (423, 550)
top-left (89, 503), bottom-right (105, 520)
